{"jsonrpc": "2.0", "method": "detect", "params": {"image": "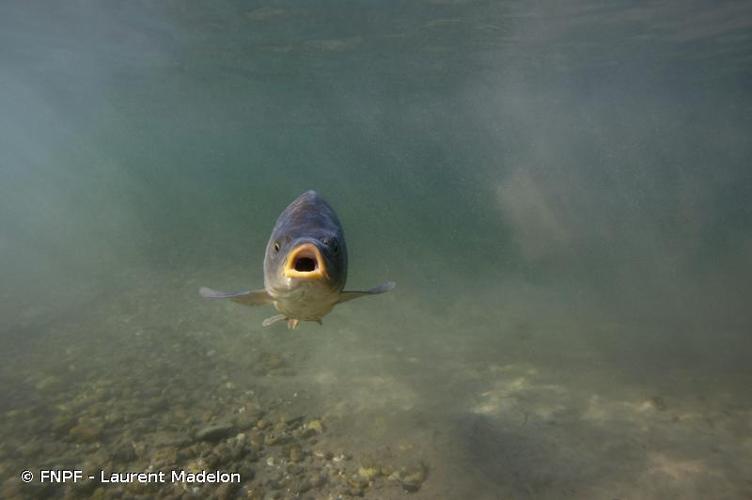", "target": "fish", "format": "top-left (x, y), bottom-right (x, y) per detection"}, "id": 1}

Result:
top-left (199, 190), bottom-right (395, 329)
